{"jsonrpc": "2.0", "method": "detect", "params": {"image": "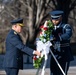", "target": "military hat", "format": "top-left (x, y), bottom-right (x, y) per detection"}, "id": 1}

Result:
top-left (49, 10), bottom-right (64, 20)
top-left (11, 18), bottom-right (24, 26)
